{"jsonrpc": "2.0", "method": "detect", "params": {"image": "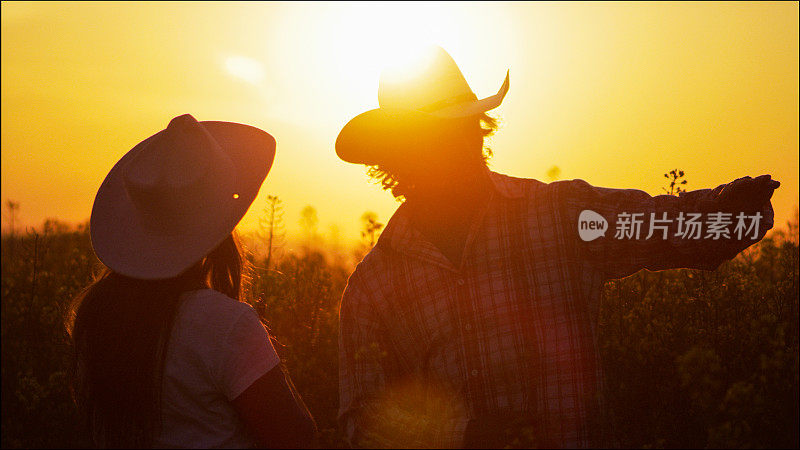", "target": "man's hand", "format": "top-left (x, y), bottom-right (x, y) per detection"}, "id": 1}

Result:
top-left (715, 174), bottom-right (780, 215)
